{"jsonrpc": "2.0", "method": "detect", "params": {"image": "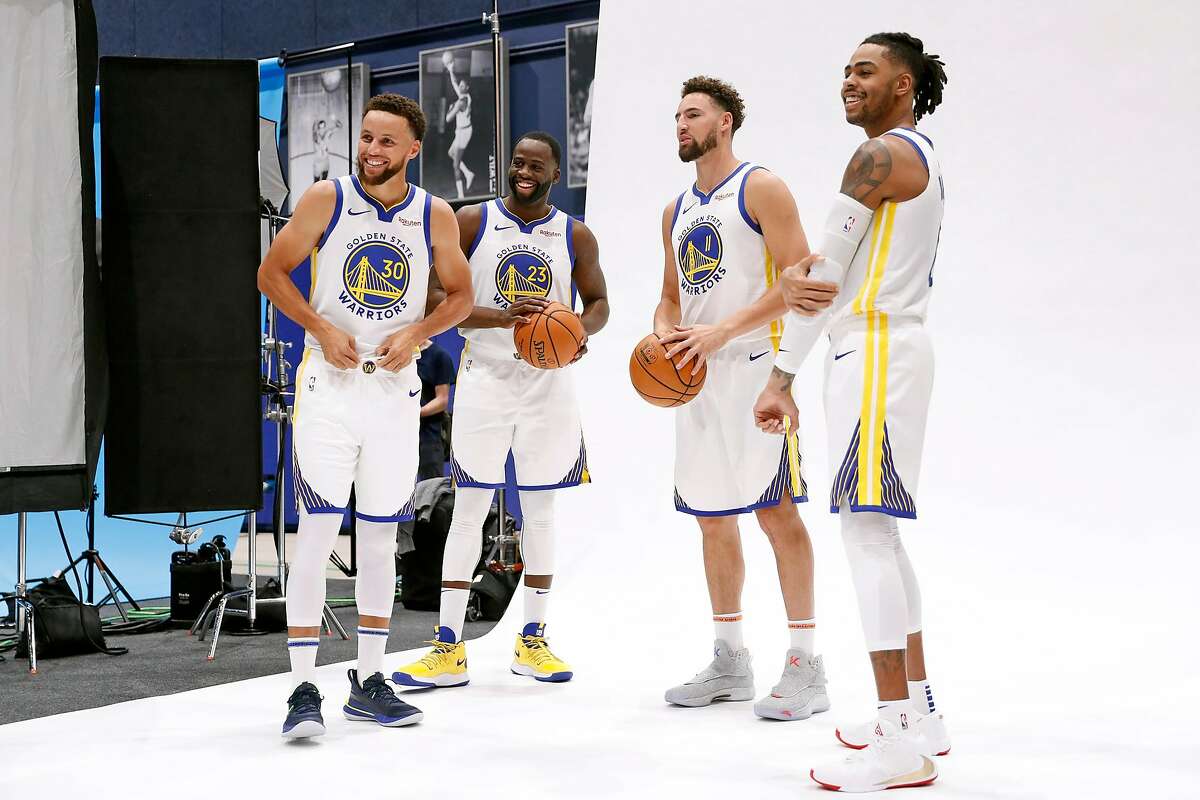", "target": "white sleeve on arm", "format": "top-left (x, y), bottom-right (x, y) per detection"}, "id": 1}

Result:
top-left (774, 194), bottom-right (875, 375)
